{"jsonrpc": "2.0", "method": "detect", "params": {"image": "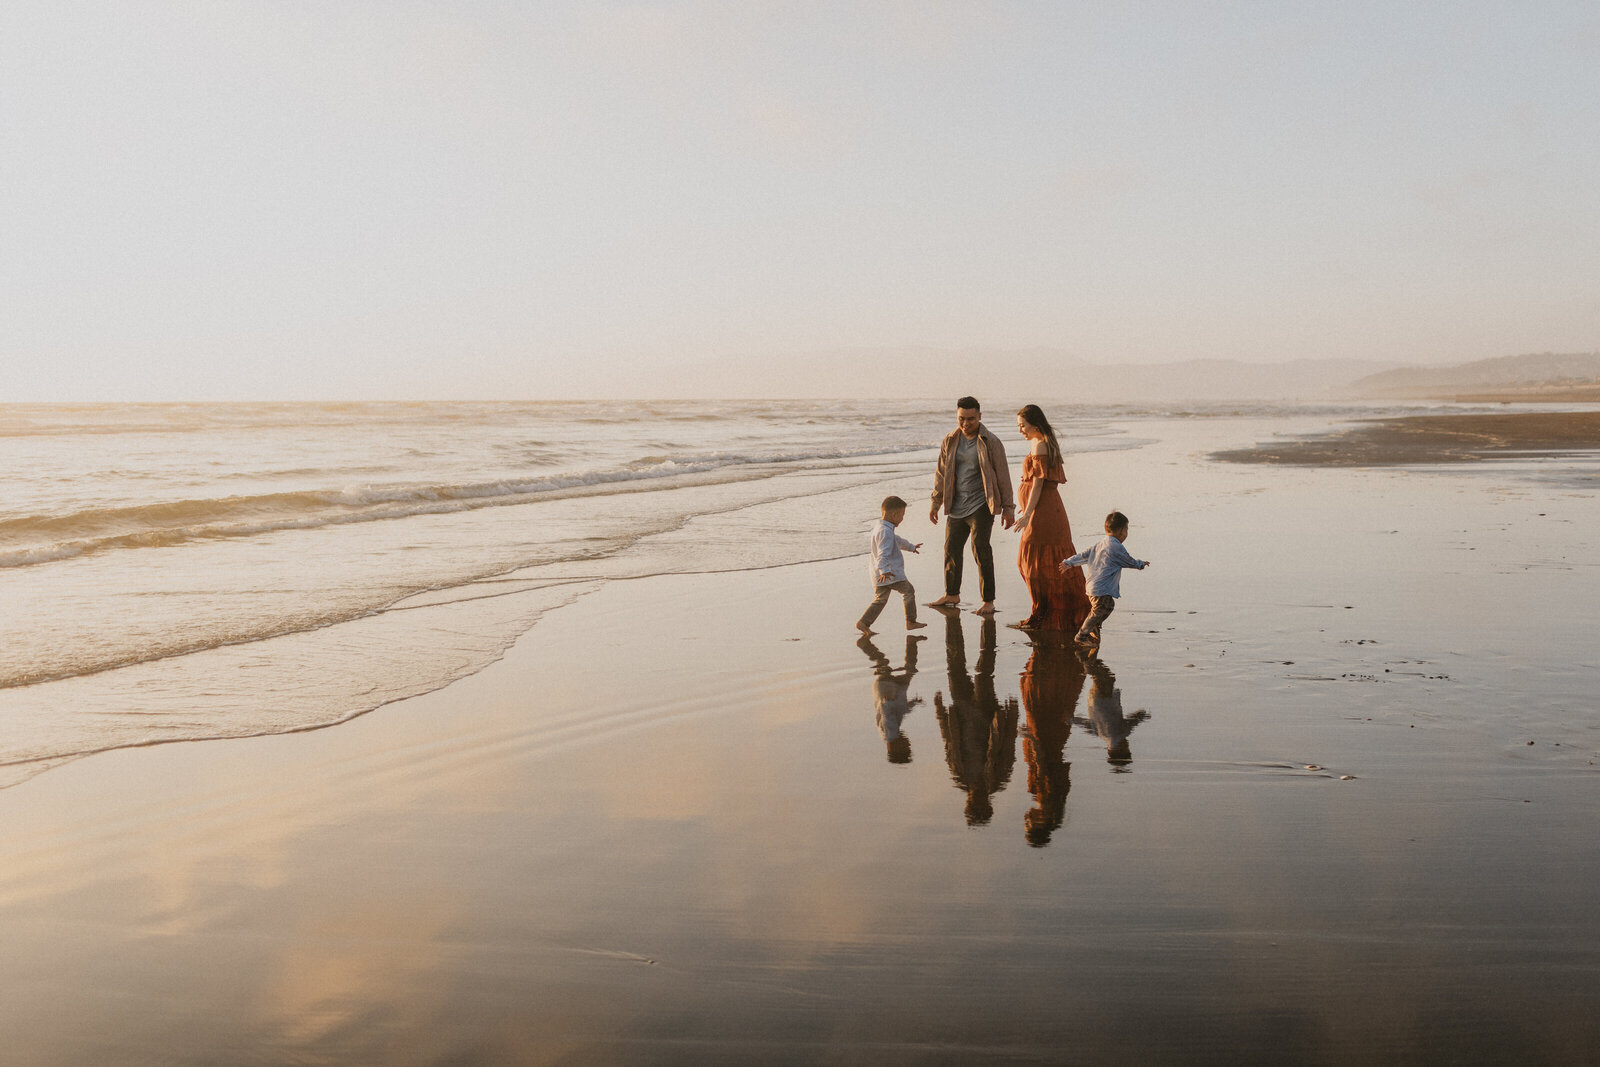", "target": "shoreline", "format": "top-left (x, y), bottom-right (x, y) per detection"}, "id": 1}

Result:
top-left (1212, 409), bottom-right (1600, 465)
